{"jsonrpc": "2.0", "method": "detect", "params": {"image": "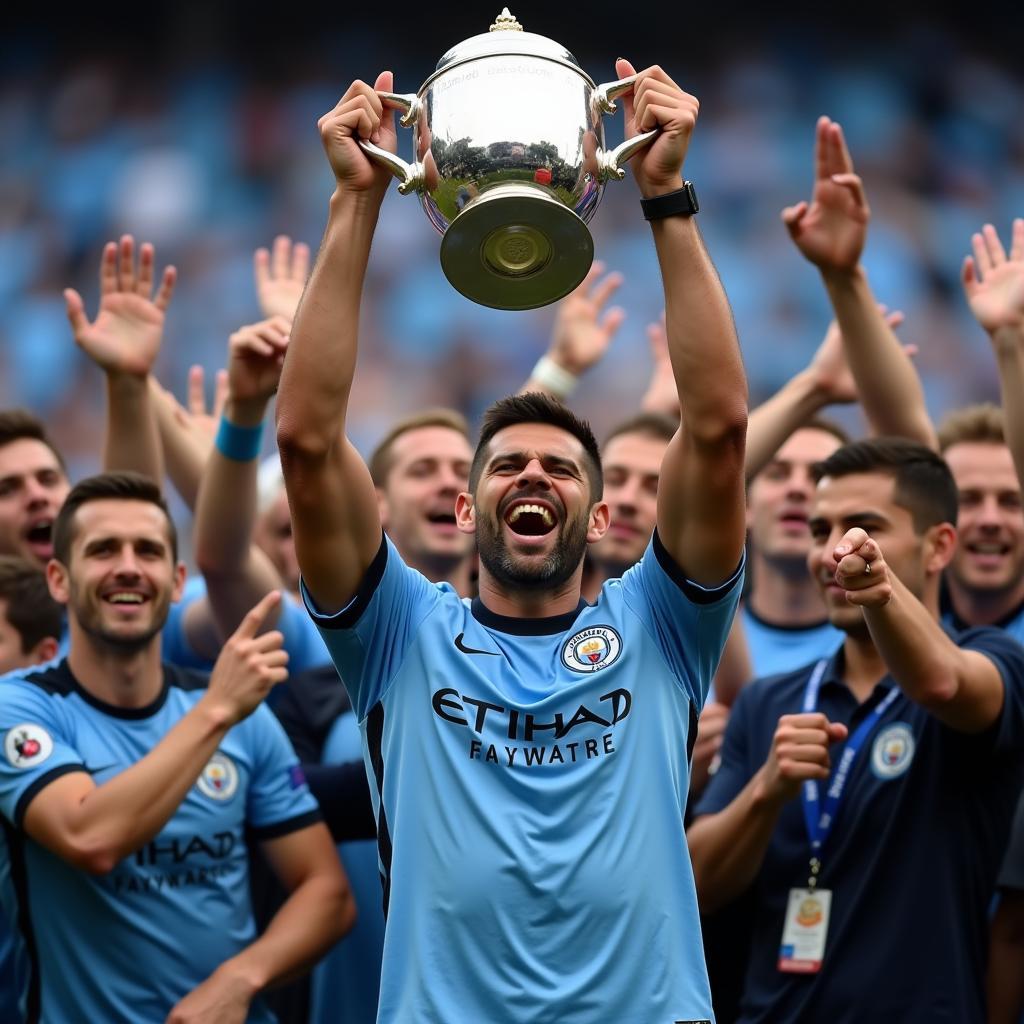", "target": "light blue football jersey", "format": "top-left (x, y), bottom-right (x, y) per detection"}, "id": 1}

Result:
top-left (741, 604), bottom-right (843, 679)
top-left (304, 531), bottom-right (743, 1024)
top-left (0, 660), bottom-right (320, 1024)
